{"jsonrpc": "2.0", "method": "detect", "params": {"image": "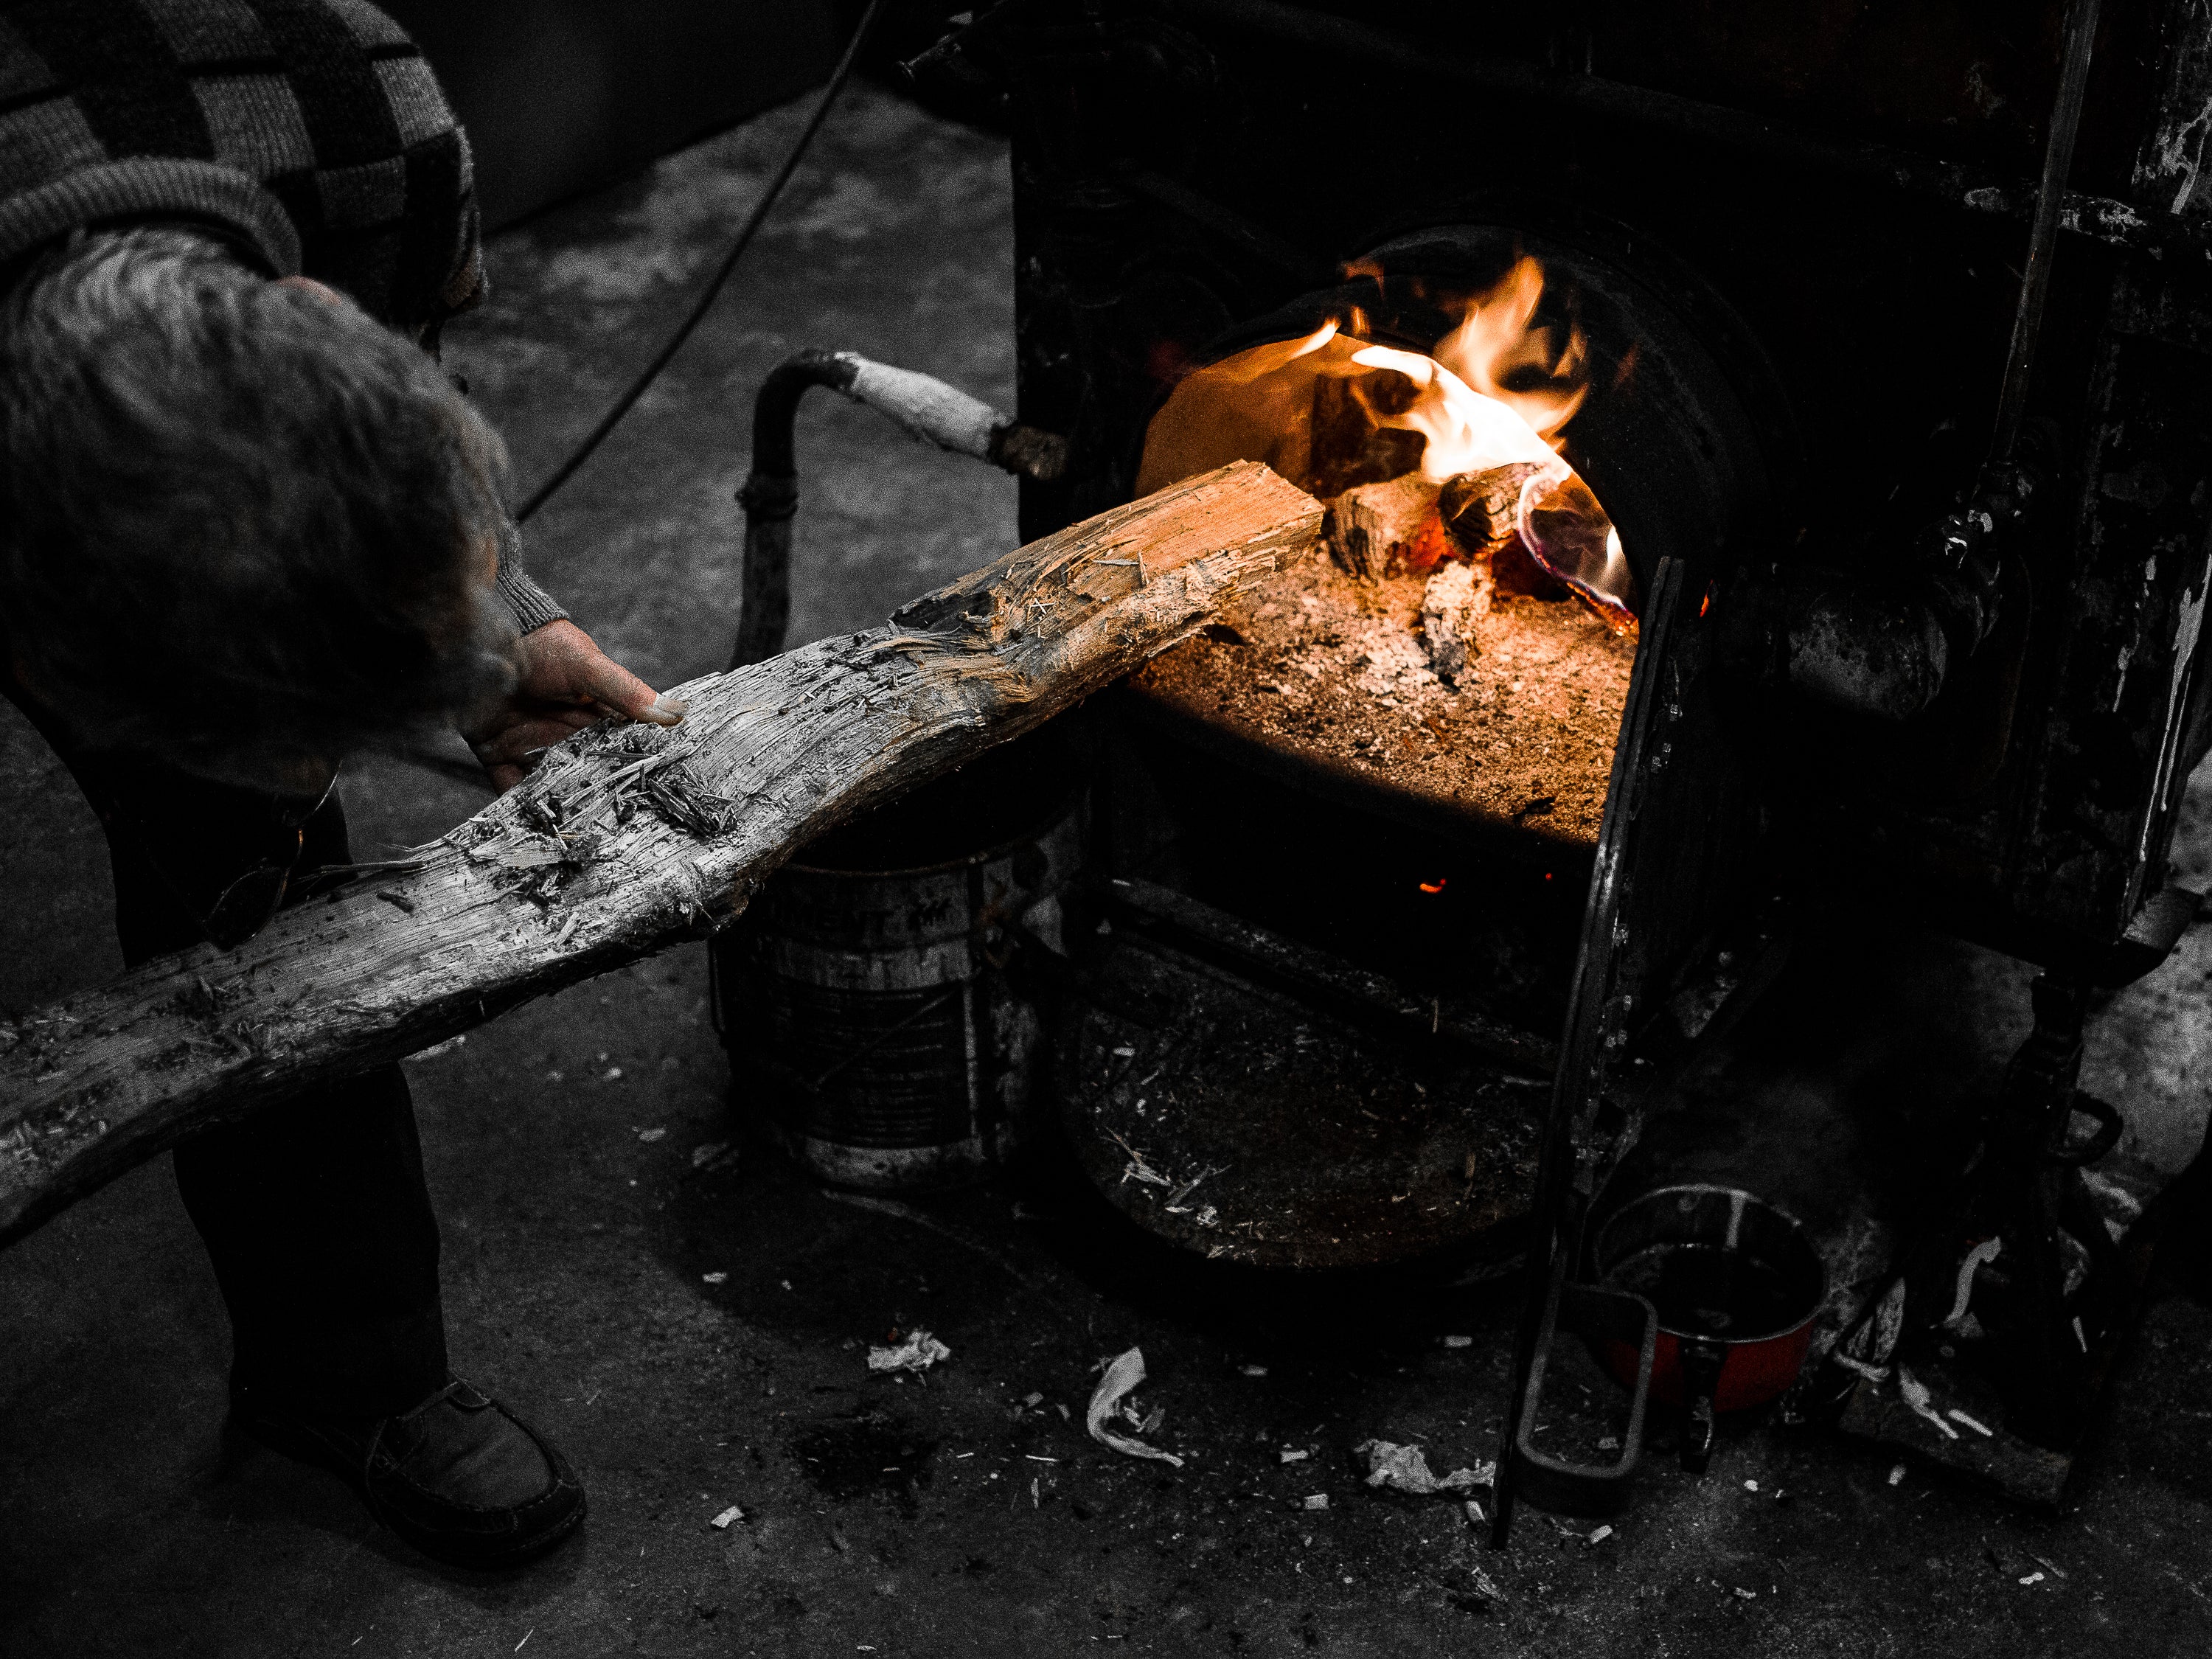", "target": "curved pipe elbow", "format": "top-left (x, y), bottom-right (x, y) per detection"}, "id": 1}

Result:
top-left (734, 349), bottom-right (1068, 667)
top-left (750, 349), bottom-right (1064, 481)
